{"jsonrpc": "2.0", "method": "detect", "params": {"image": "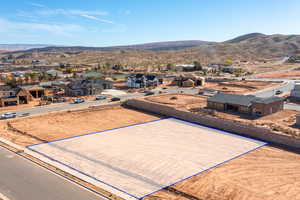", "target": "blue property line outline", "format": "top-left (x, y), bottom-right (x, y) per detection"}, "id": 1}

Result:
top-left (27, 118), bottom-right (168, 148)
top-left (139, 143), bottom-right (267, 199)
top-left (28, 147), bottom-right (141, 200)
top-left (27, 117), bottom-right (268, 199)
